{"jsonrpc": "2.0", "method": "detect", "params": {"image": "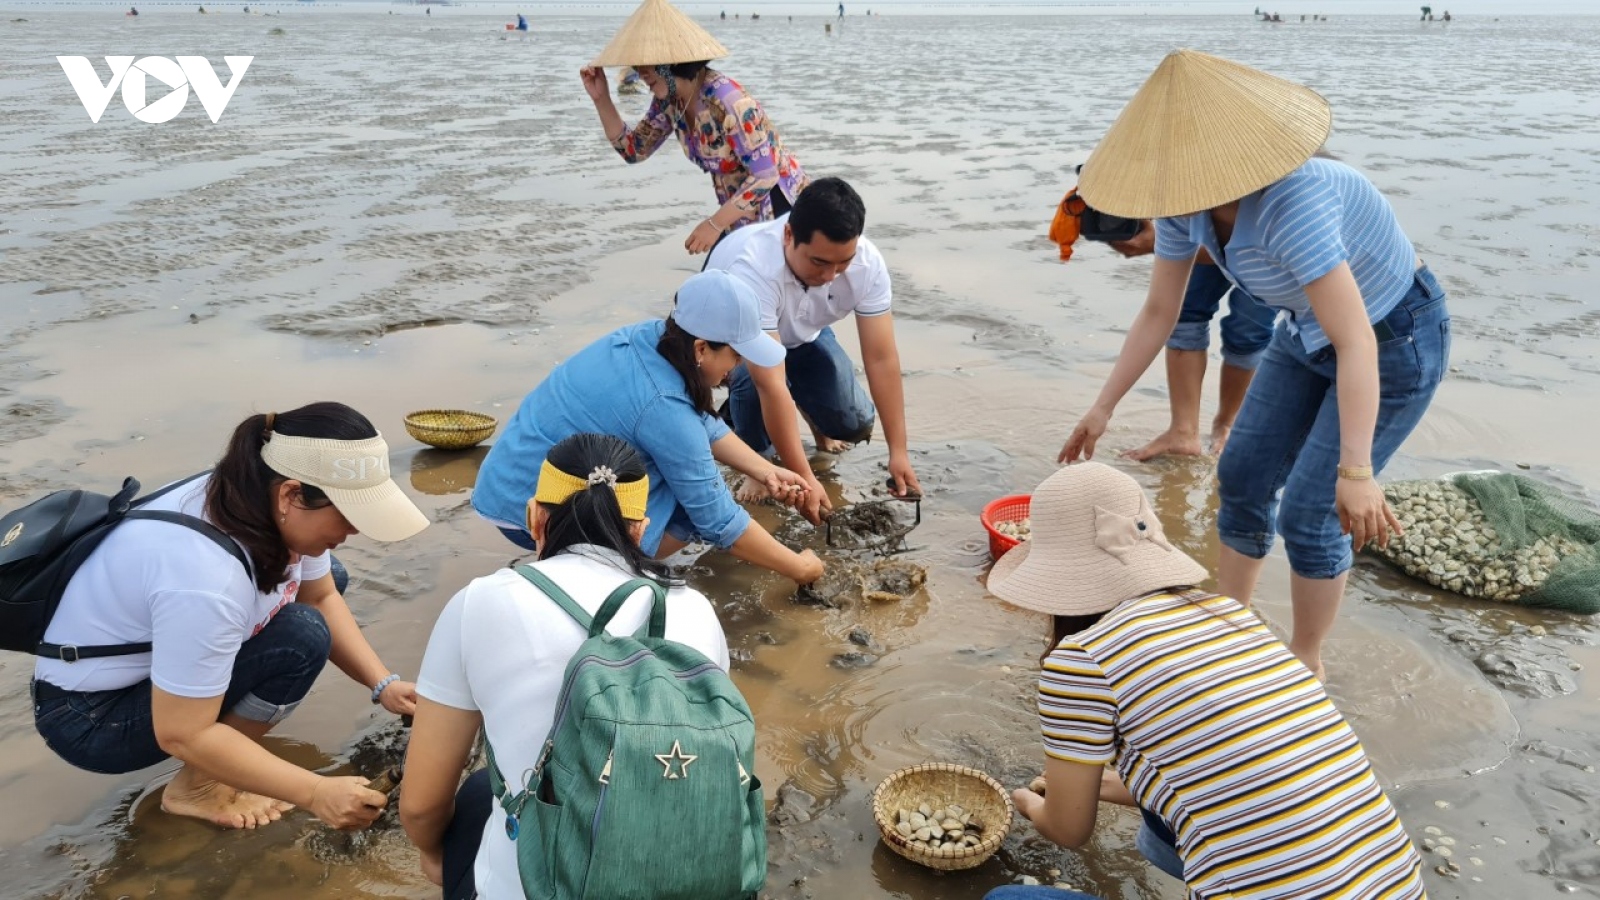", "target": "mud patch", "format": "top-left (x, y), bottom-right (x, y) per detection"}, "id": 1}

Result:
top-left (0, 399), bottom-right (68, 445)
top-left (797, 559), bottom-right (928, 608)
